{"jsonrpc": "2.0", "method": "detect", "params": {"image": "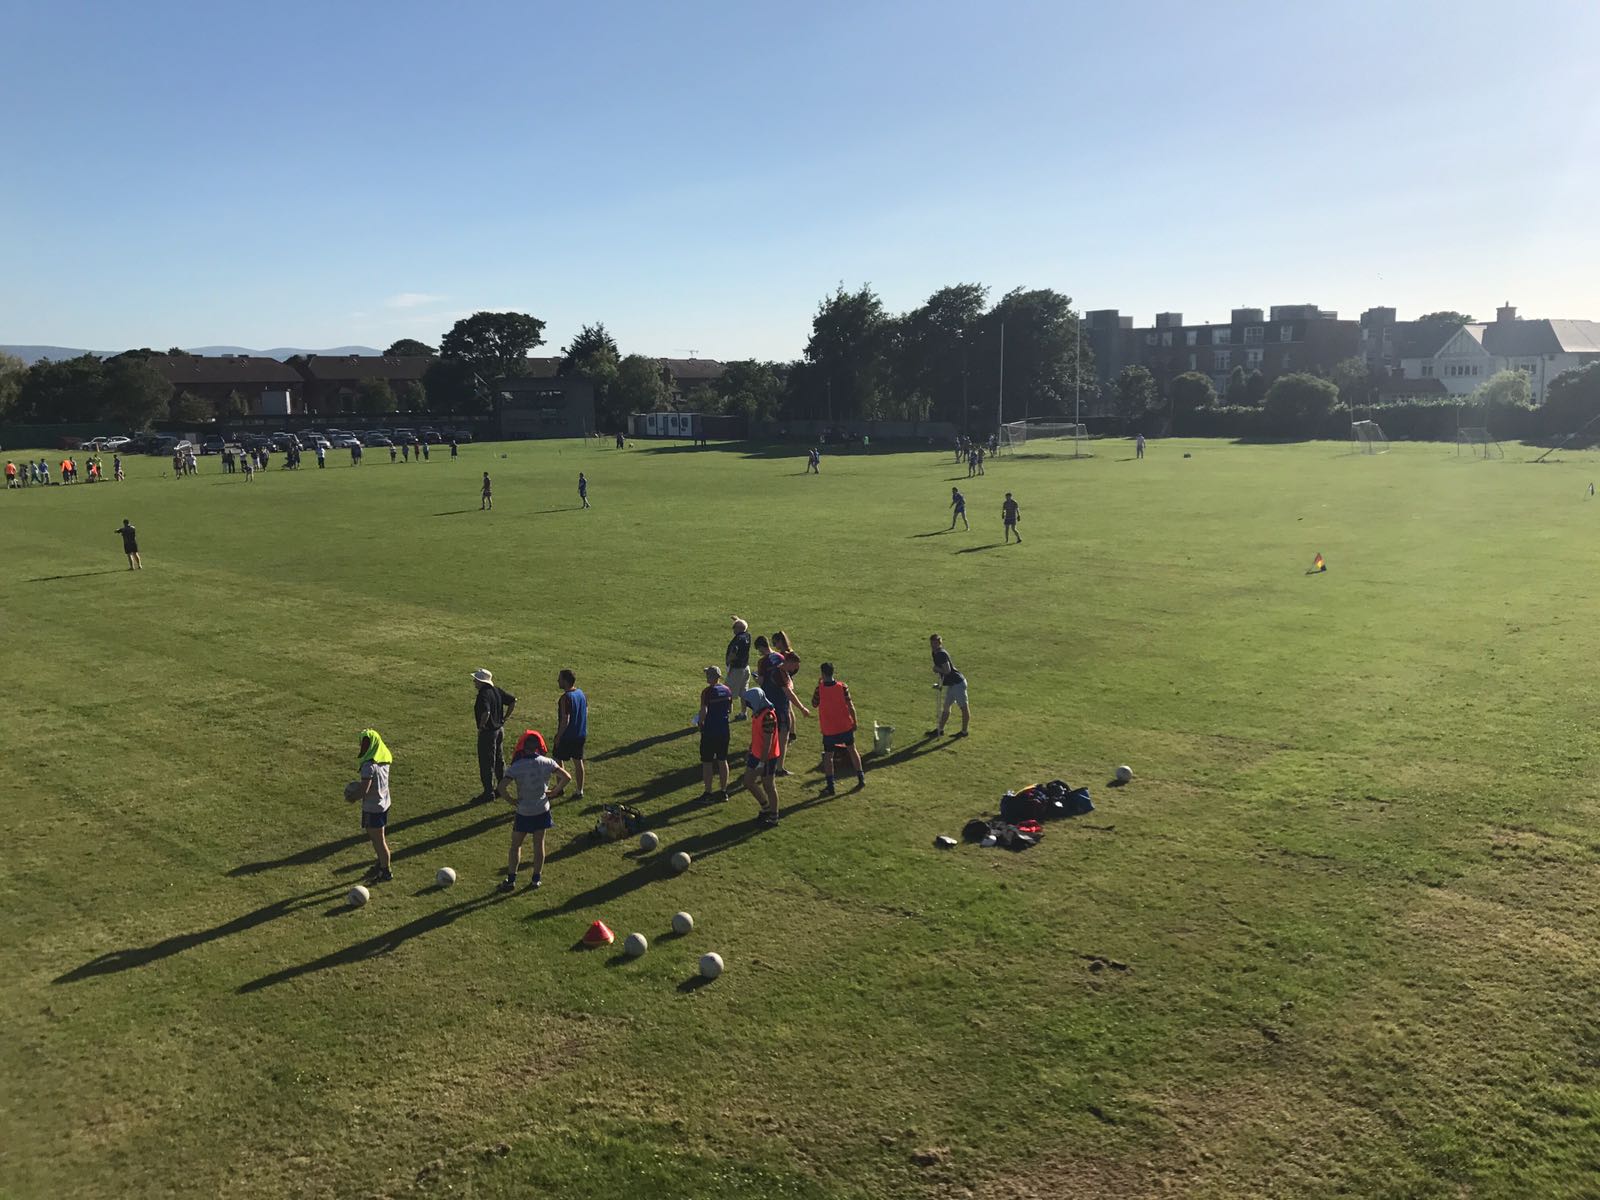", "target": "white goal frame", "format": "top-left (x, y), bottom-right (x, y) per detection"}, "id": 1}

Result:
top-left (1456, 426), bottom-right (1503, 459)
top-left (998, 419), bottom-right (1090, 456)
top-left (1351, 420), bottom-right (1389, 454)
